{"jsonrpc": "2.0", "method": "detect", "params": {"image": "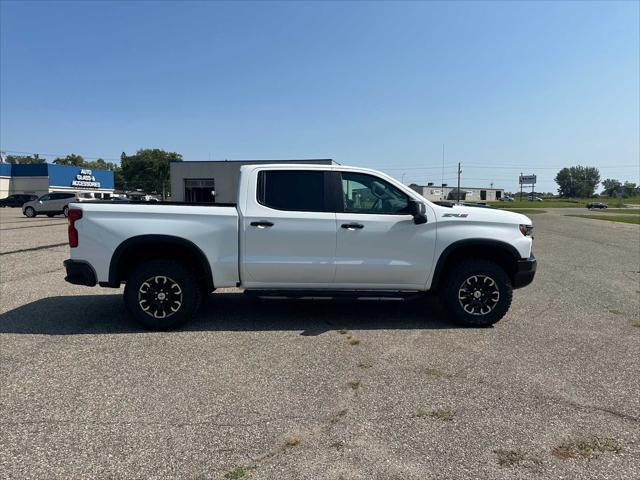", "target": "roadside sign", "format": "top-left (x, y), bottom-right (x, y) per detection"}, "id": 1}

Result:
top-left (519, 175), bottom-right (536, 185)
